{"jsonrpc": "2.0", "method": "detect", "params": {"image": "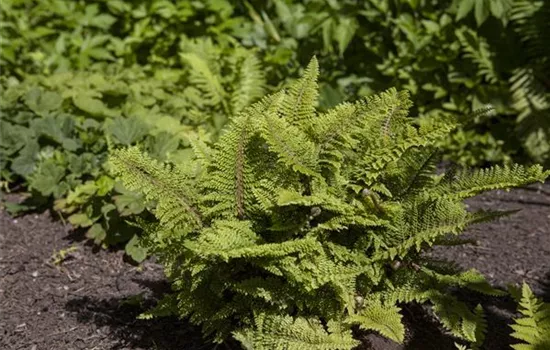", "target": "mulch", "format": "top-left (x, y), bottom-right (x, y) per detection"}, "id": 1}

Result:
top-left (1, 182), bottom-right (549, 350)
